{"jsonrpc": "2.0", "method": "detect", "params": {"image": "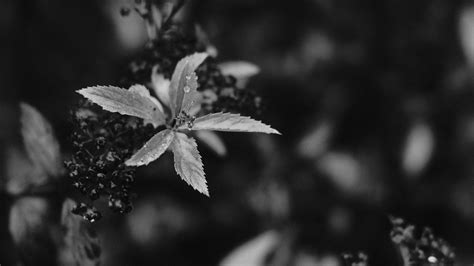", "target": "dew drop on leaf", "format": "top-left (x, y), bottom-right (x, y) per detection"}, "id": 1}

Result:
top-left (183, 86), bottom-right (191, 93)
